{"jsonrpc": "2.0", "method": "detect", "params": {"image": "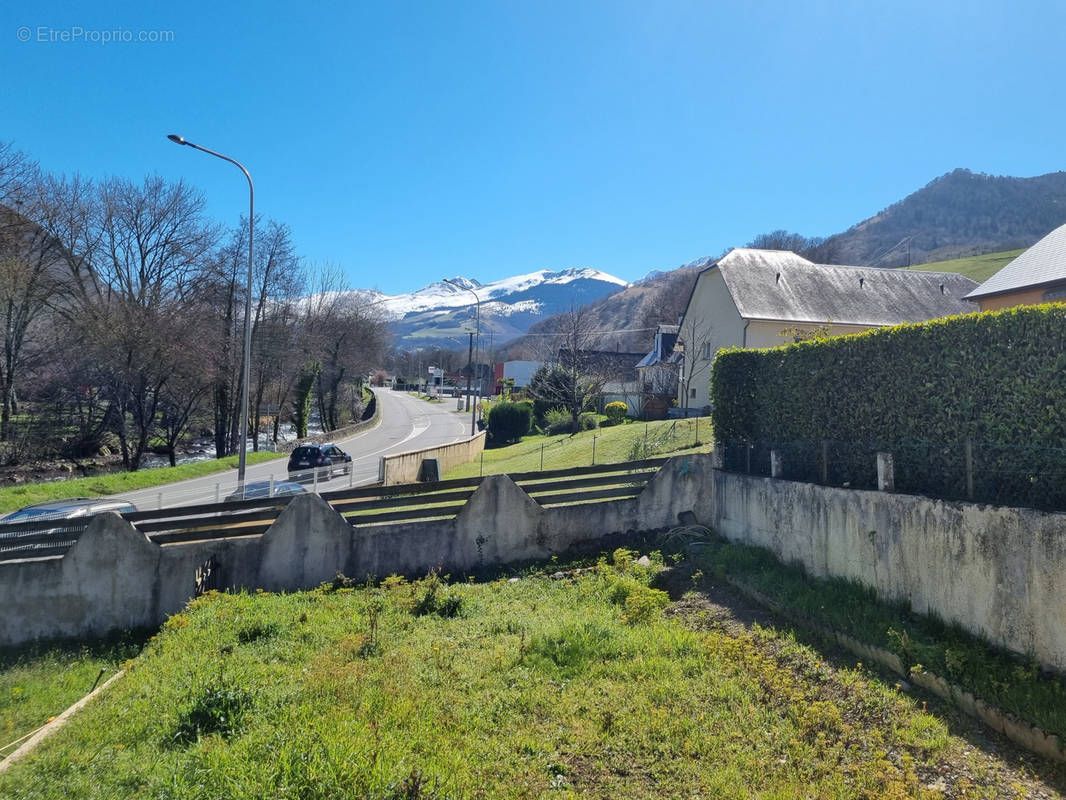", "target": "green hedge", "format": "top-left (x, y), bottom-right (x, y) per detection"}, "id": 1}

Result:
top-left (487, 401), bottom-right (533, 445)
top-left (710, 304), bottom-right (1066, 509)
